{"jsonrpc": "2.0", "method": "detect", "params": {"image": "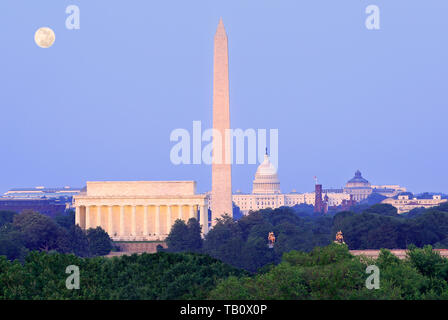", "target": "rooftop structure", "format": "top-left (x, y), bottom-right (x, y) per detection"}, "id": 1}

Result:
top-left (2, 186), bottom-right (81, 200)
top-left (382, 195), bottom-right (447, 214)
